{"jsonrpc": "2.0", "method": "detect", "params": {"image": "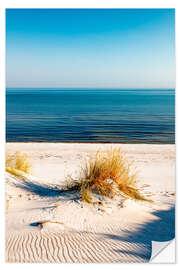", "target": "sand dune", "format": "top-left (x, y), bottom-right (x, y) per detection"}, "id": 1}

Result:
top-left (6, 143), bottom-right (175, 263)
